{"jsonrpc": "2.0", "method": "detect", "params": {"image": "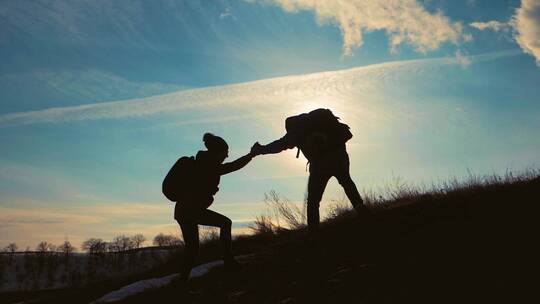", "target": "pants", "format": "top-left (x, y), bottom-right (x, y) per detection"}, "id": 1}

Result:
top-left (175, 203), bottom-right (233, 279)
top-left (307, 148), bottom-right (365, 234)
